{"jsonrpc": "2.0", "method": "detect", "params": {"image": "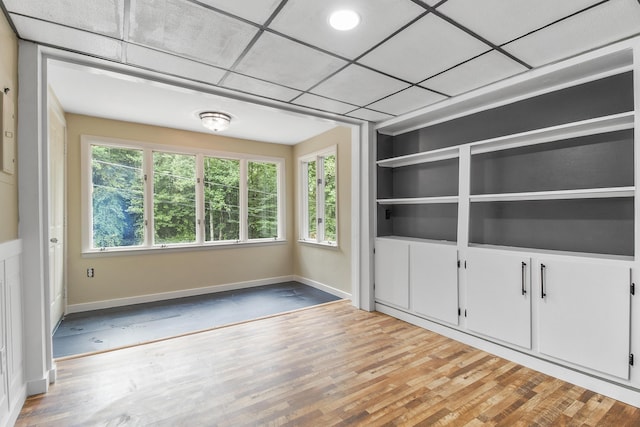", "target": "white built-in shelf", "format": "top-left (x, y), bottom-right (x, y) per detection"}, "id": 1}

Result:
top-left (470, 112), bottom-right (634, 155)
top-left (377, 146), bottom-right (459, 168)
top-left (377, 196), bottom-right (459, 205)
top-left (469, 186), bottom-right (635, 203)
top-left (467, 243), bottom-right (634, 262)
top-left (376, 112), bottom-right (633, 168)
